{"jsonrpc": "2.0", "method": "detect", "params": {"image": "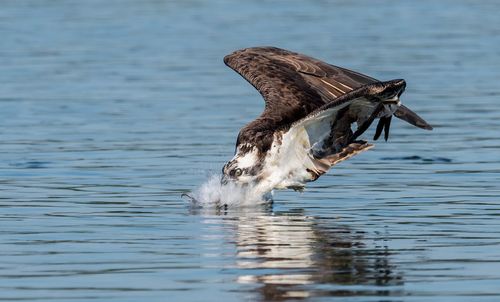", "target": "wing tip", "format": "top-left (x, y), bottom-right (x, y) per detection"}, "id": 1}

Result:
top-left (223, 52), bottom-right (236, 66)
top-left (223, 46), bottom-right (291, 66)
top-left (415, 118), bottom-right (433, 130)
top-left (394, 104), bottom-right (434, 131)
